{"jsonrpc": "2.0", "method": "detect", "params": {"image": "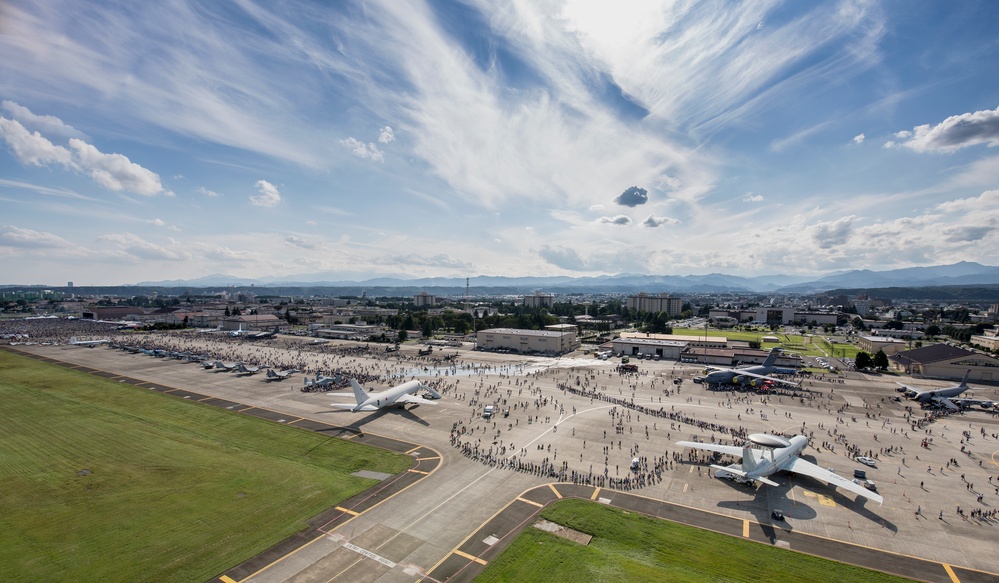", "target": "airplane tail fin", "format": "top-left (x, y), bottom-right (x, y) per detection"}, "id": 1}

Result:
top-left (267, 369), bottom-right (277, 378)
top-left (960, 369), bottom-right (970, 387)
top-left (741, 444), bottom-right (758, 473)
top-left (763, 347), bottom-right (781, 368)
top-left (69, 336), bottom-right (78, 344)
top-left (349, 379), bottom-right (370, 406)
